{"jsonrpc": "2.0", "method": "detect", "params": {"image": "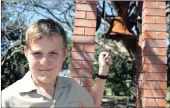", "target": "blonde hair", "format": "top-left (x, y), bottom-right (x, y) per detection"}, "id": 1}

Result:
top-left (25, 19), bottom-right (67, 48)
